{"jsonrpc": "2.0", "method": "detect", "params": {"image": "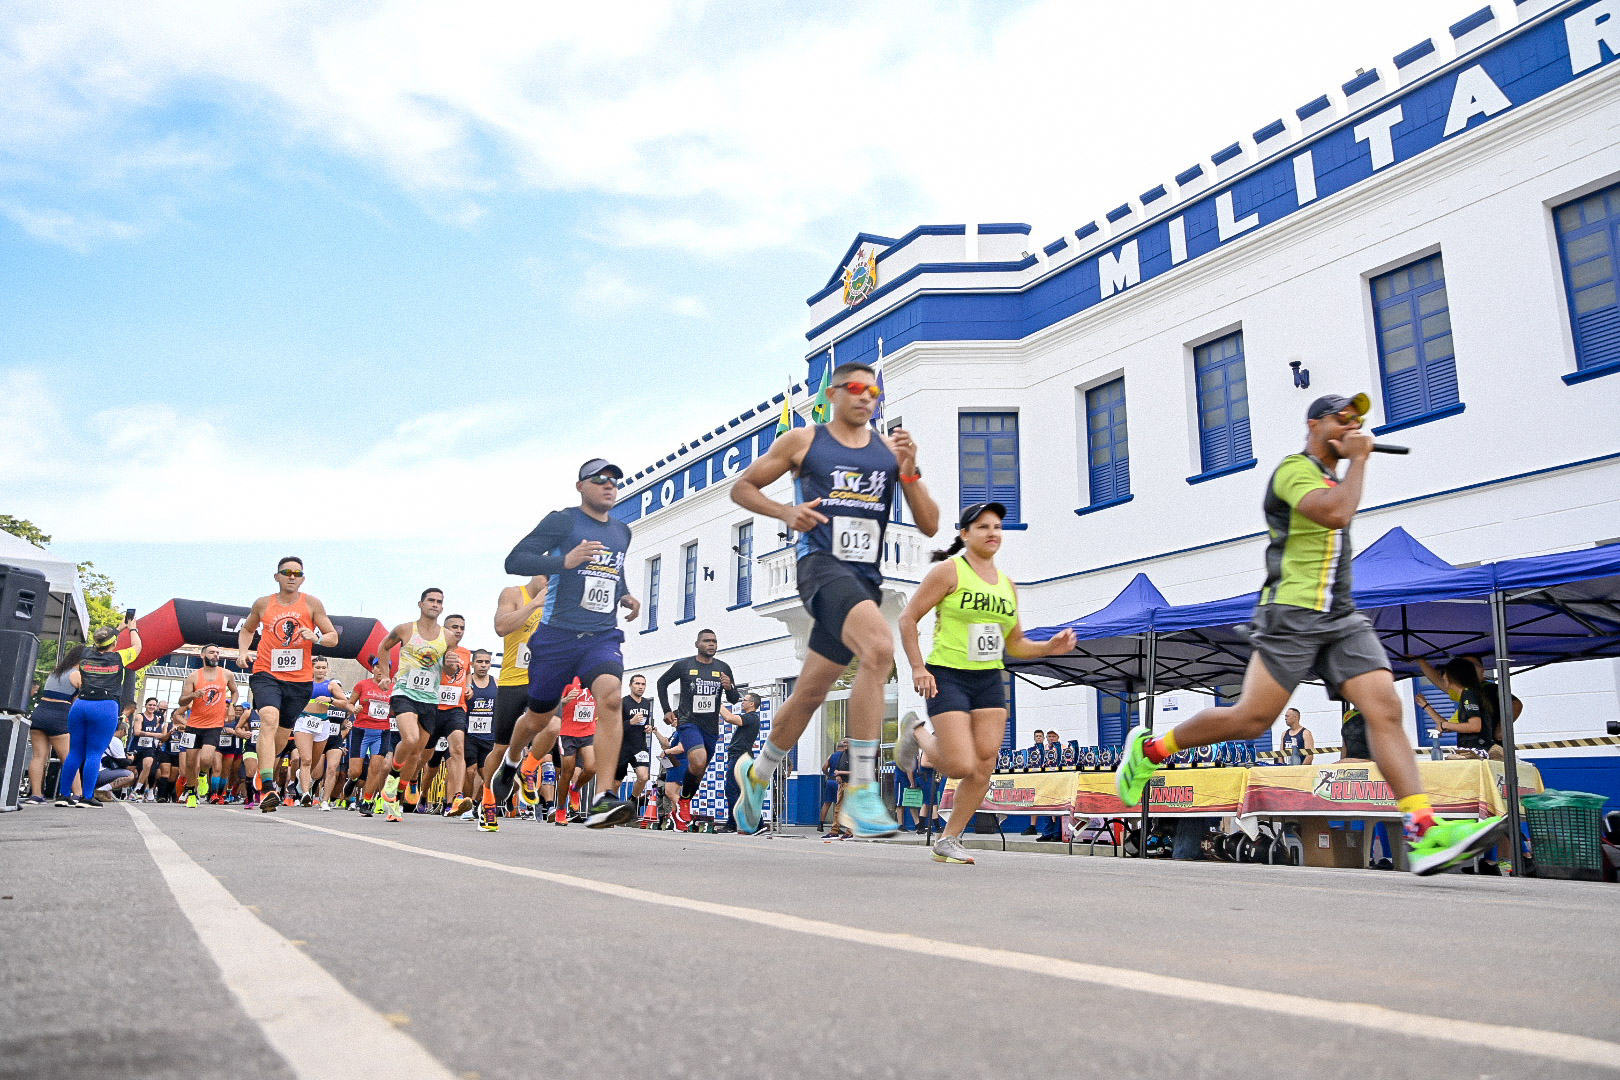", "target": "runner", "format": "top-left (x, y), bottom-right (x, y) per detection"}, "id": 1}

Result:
top-left (896, 502), bottom-right (1078, 863)
top-left (175, 645), bottom-right (234, 808)
top-left (374, 588), bottom-right (453, 823)
top-left (236, 556), bottom-right (341, 813)
top-left (493, 458), bottom-right (640, 829)
top-left (432, 614), bottom-right (476, 819)
top-left (729, 363), bottom-right (940, 836)
top-left (217, 703), bottom-right (248, 803)
top-left (721, 693), bottom-right (764, 832)
top-left (653, 717), bottom-right (687, 829)
top-left (1112, 394), bottom-right (1507, 876)
top-left (347, 659), bottom-right (395, 818)
top-left (656, 629), bottom-right (739, 824)
top-left (239, 705), bottom-right (264, 807)
top-left (289, 656), bottom-right (350, 807)
top-left (619, 673), bottom-right (654, 817)
top-left (486, 575), bottom-right (547, 822)
top-left (551, 678), bottom-right (596, 825)
top-left (162, 710), bottom-right (187, 802)
top-left (317, 676), bottom-right (352, 810)
top-left (464, 649), bottom-right (498, 828)
top-left (131, 697), bottom-right (169, 802)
